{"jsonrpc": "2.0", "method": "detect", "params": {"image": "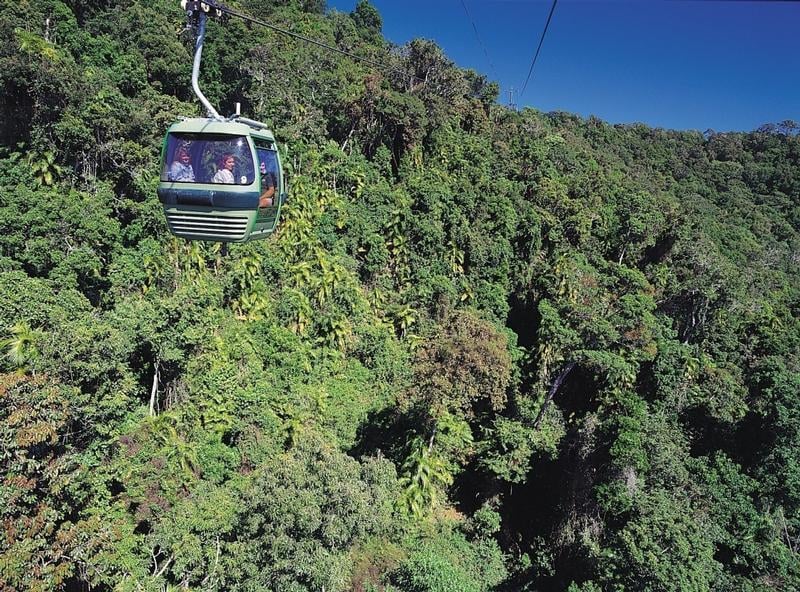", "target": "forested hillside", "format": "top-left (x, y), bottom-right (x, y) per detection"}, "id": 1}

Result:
top-left (1, 0), bottom-right (799, 590)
